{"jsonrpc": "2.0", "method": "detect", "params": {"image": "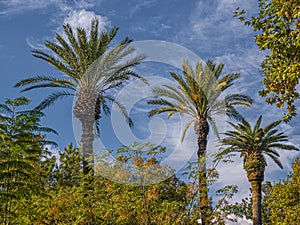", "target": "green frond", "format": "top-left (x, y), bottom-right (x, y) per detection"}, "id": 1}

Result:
top-left (147, 98), bottom-right (175, 107)
top-left (268, 143), bottom-right (299, 151)
top-left (35, 91), bottom-right (74, 110)
top-left (106, 96), bottom-right (133, 127)
top-left (148, 107), bottom-right (179, 117)
top-left (44, 40), bottom-right (77, 71)
top-left (263, 120), bottom-right (281, 133)
top-left (181, 118), bottom-right (195, 142)
top-left (253, 115), bottom-right (263, 133)
top-left (96, 27), bottom-right (119, 57)
top-left (20, 83), bottom-right (75, 92)
top-left (265, 153), bottom-right (283, 169)
top-left (15, 76), bottom-right (77, 92)
top-left (77, 27), bottom-right (88, 56)
top-left (88, 19), bottom-right (99, 57)
top-left (225, 106), bottom-right (244, 121)
top-left (55, 32), bottom-right (78, 64)
top-left (32, 50), bottom-right (76, 78)
top-left (225, 94), bottom-right (253, 106)
top-left (218, 73), bottom-right (240, 90)
top-left (169, 72), bottom-right (190, 94)
top-left (207, 116), bottom-right (220, 139)
top-left (195, 60), bottom-right (203, 84)
top-left (63, 23), bottom-right (82, 61)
